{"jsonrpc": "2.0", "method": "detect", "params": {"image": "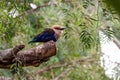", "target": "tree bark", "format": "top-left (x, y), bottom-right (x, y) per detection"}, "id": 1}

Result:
top-left (0, 41), bottom-right (56, 69)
